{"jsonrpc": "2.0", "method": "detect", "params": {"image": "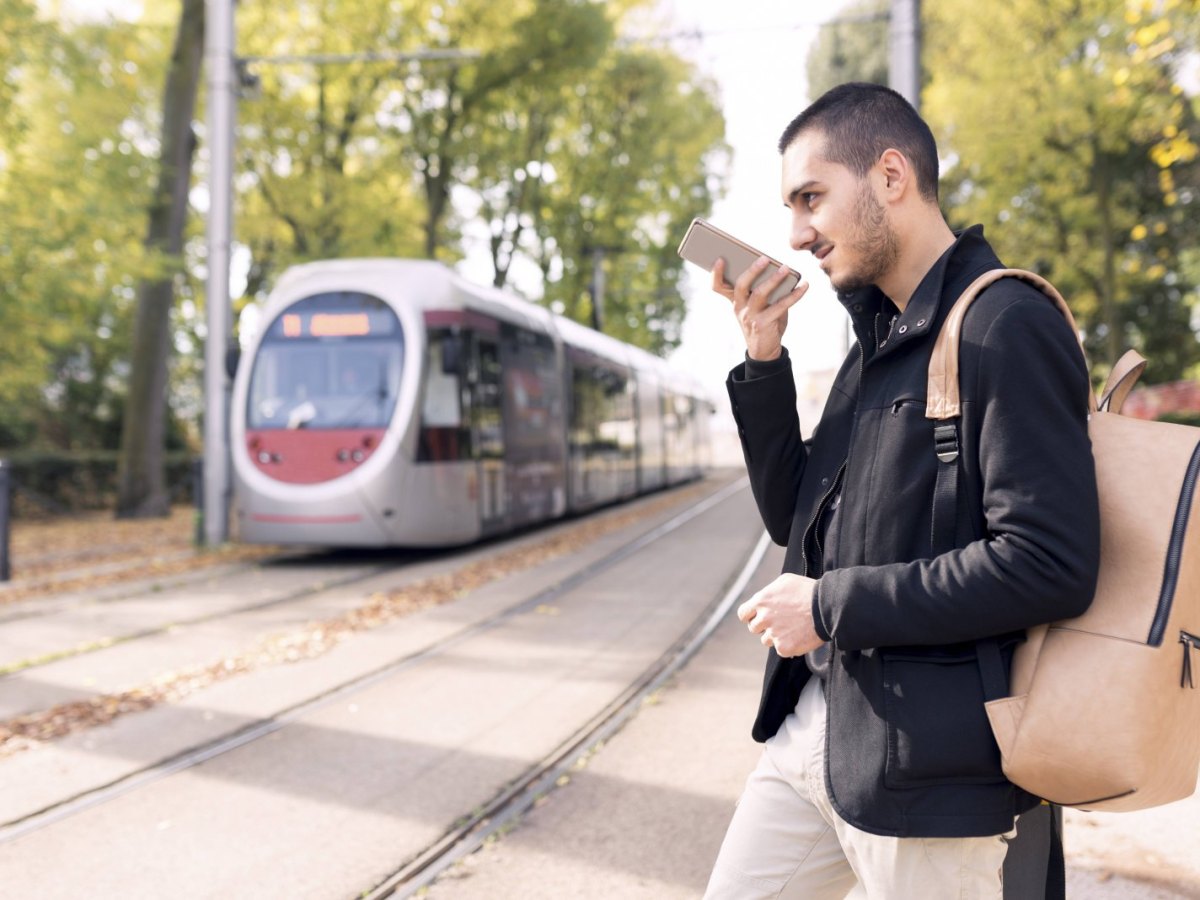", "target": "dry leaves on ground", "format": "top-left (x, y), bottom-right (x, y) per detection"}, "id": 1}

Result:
top-left (0, 481), bottom-right (715, 756)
